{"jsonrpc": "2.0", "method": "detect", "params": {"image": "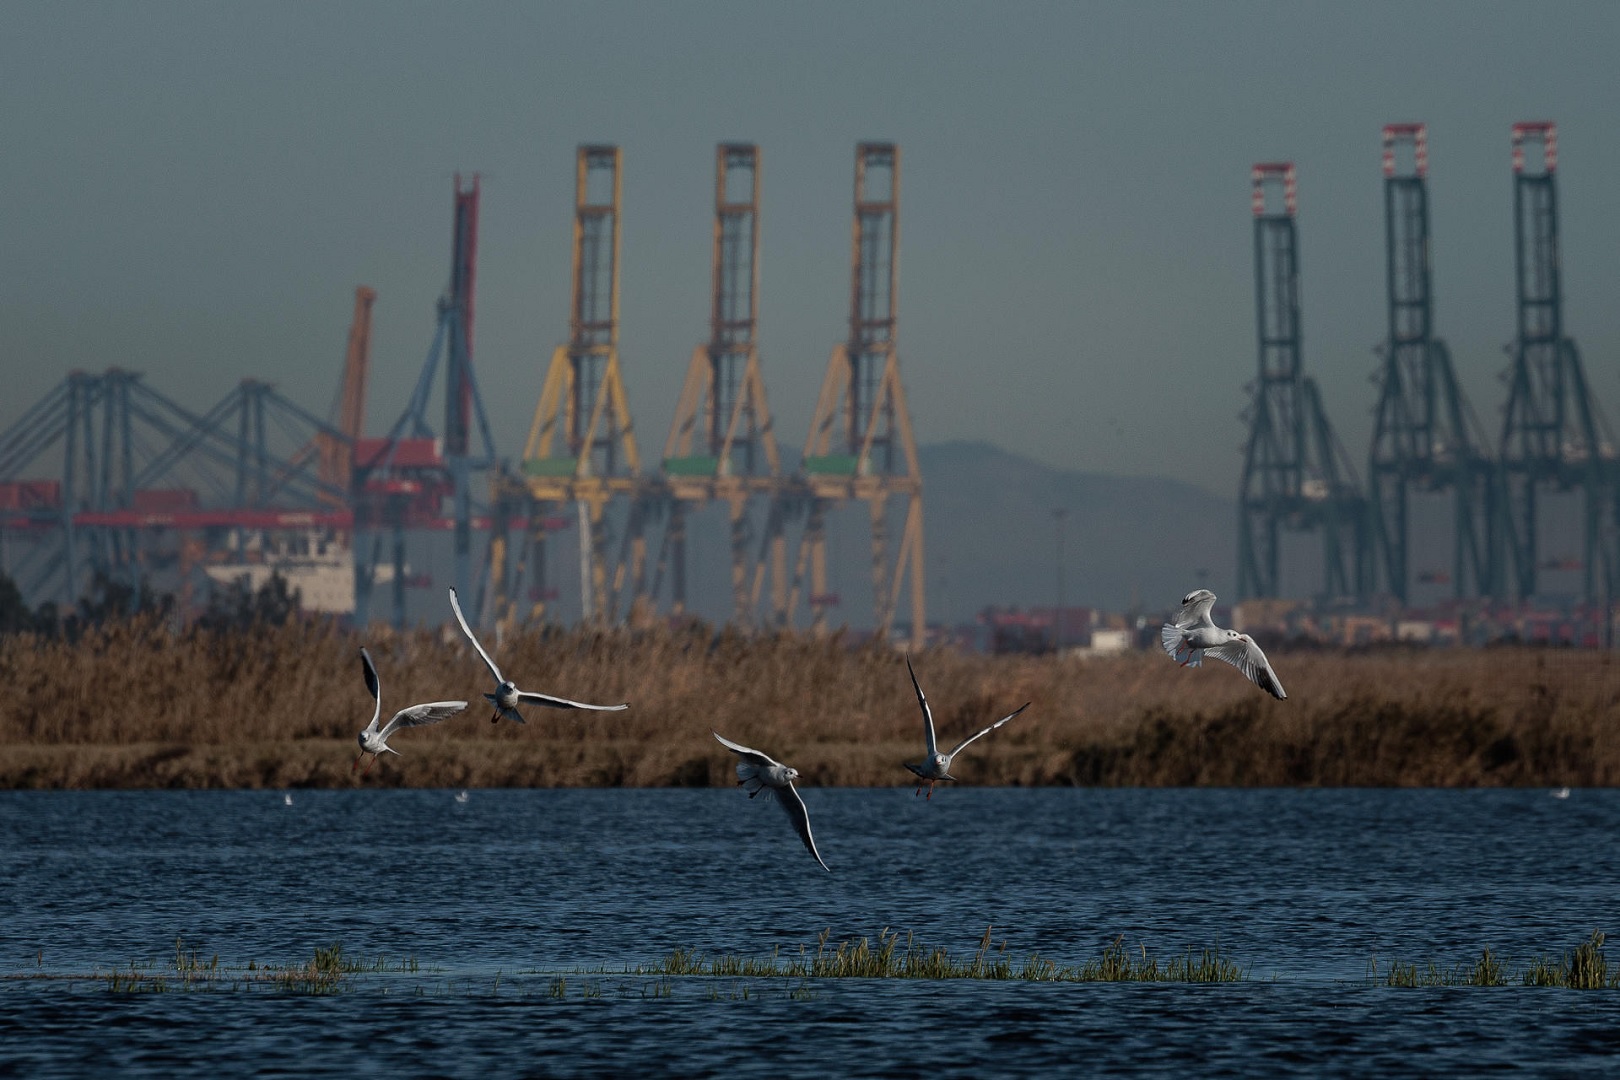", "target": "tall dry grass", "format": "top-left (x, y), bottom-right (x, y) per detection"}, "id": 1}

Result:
top-left (1, 617), bottom-right (1618, 788)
